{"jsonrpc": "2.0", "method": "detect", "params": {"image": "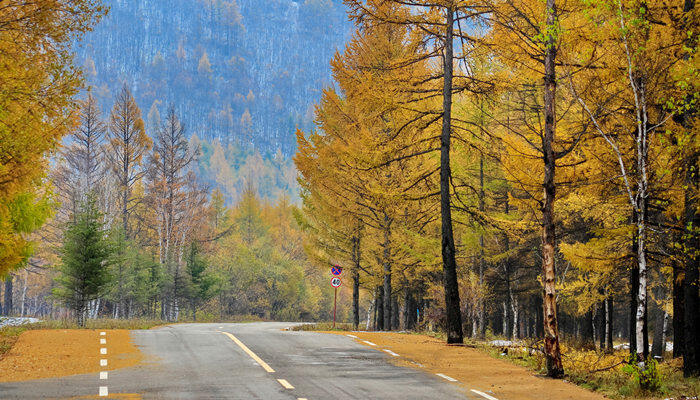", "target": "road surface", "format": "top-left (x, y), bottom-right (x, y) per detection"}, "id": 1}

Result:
top-left (0, 322), bottom-right (478, 399)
